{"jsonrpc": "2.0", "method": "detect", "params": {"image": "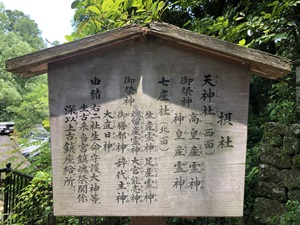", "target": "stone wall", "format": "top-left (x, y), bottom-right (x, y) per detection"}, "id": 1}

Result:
top-left (253, 122), bottom-right (300, 224)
